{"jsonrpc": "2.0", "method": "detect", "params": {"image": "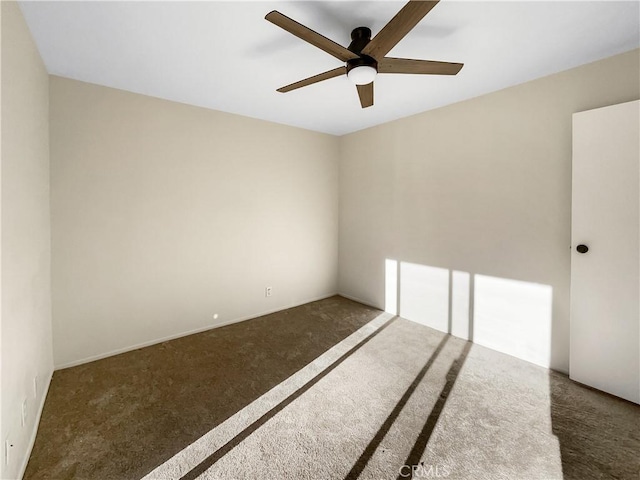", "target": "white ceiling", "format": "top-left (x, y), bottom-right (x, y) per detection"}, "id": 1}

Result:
top-left (19, 1), bottom-right (640, 136)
